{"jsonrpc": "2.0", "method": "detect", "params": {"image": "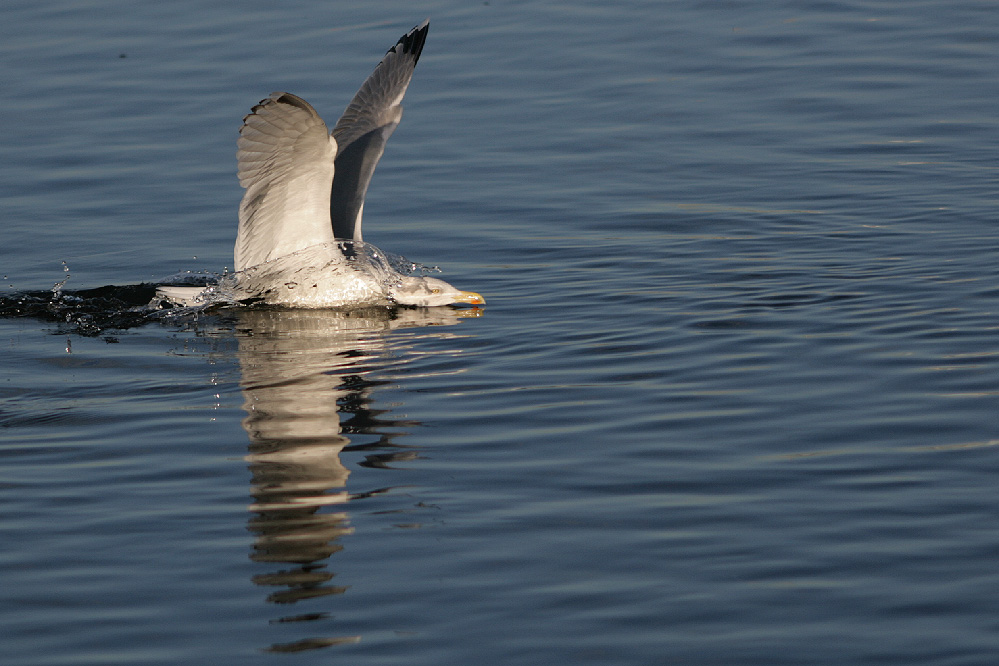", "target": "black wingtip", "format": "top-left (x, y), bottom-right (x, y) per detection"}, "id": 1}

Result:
top-left (272, 92), bottom-right (313, 112)
top-left (241, 92), bottom-right (317, 129)
top-left (389, 19), bottom-right (429, 64)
